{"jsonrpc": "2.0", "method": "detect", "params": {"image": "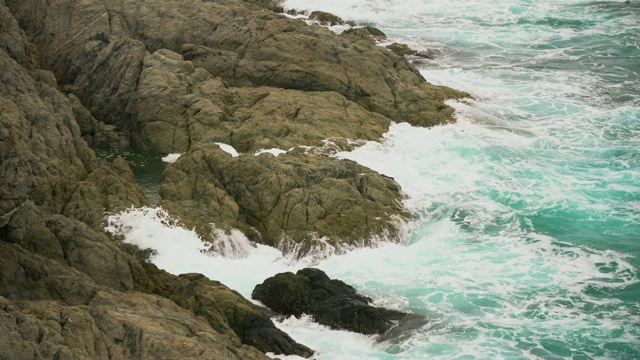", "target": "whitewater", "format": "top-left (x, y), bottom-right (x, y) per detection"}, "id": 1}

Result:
top-left (106, 0), bottom-right (640, 358)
